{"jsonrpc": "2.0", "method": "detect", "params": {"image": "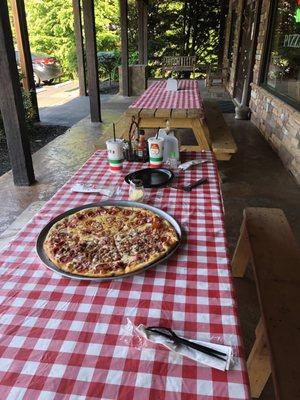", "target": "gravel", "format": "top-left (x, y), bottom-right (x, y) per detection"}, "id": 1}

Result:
top-left (0, 124), bottom-right (68, 176)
